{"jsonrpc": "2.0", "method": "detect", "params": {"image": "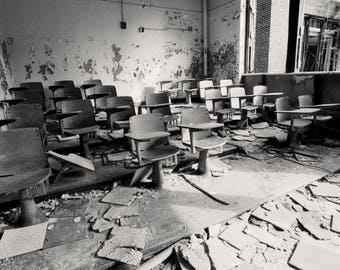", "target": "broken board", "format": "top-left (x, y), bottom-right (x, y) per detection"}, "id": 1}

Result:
top-left (289, 240), bottom-right (340, 270)
top-left (0, 223), bottom-right (48, 259)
